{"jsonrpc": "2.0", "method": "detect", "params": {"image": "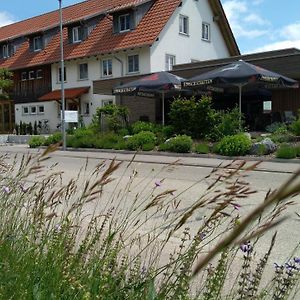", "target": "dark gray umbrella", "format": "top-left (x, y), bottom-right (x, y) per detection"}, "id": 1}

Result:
top-left (113, 71), bottom-right (185, 125)
top-left (183, 60), bottom-right (299, 124)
